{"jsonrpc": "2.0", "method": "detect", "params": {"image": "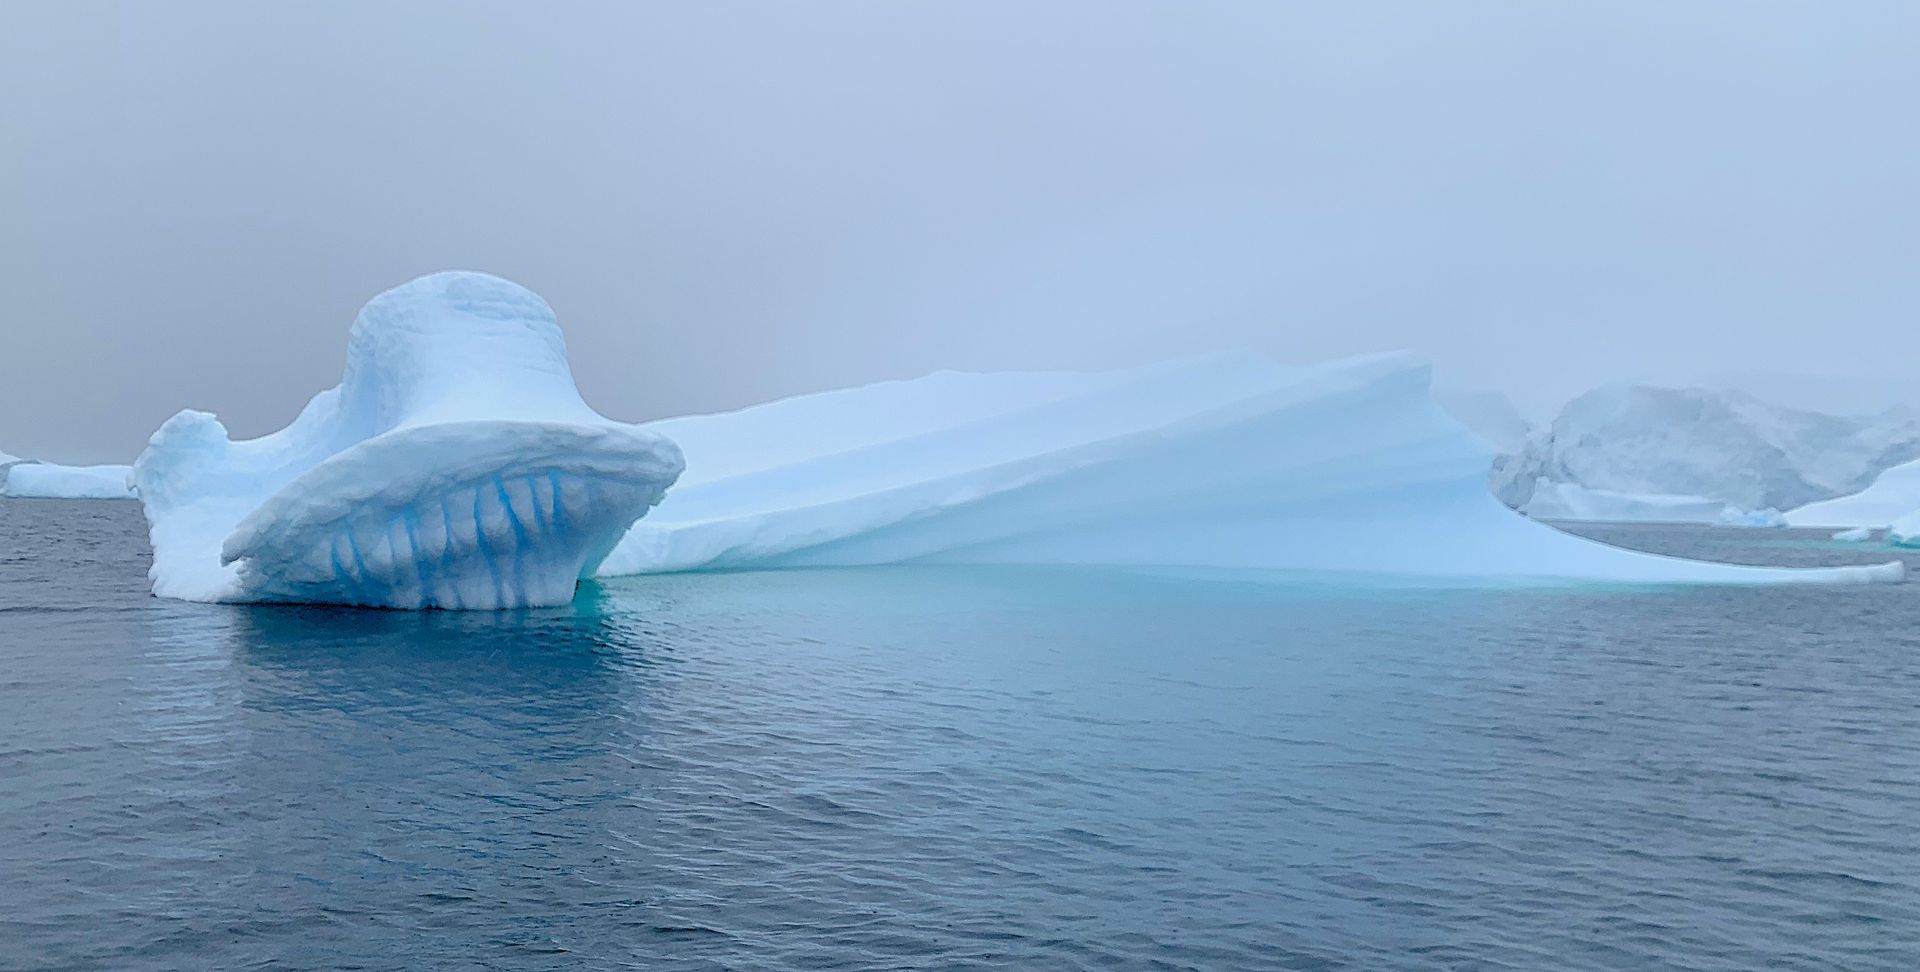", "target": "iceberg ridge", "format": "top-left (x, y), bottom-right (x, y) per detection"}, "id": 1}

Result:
top-left (597, 353), bottom-right (1899, 587)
